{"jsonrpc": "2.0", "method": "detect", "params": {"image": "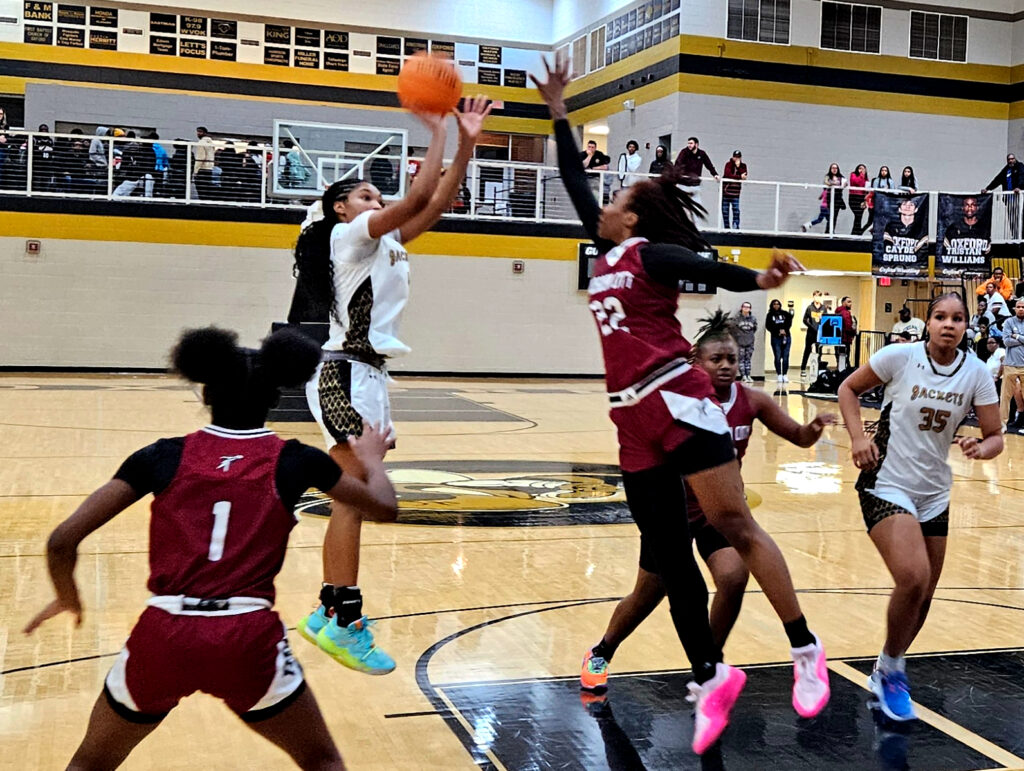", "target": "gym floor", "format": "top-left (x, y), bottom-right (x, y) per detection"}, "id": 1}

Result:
top-left (2, 375), bottom-right (1023, 770)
